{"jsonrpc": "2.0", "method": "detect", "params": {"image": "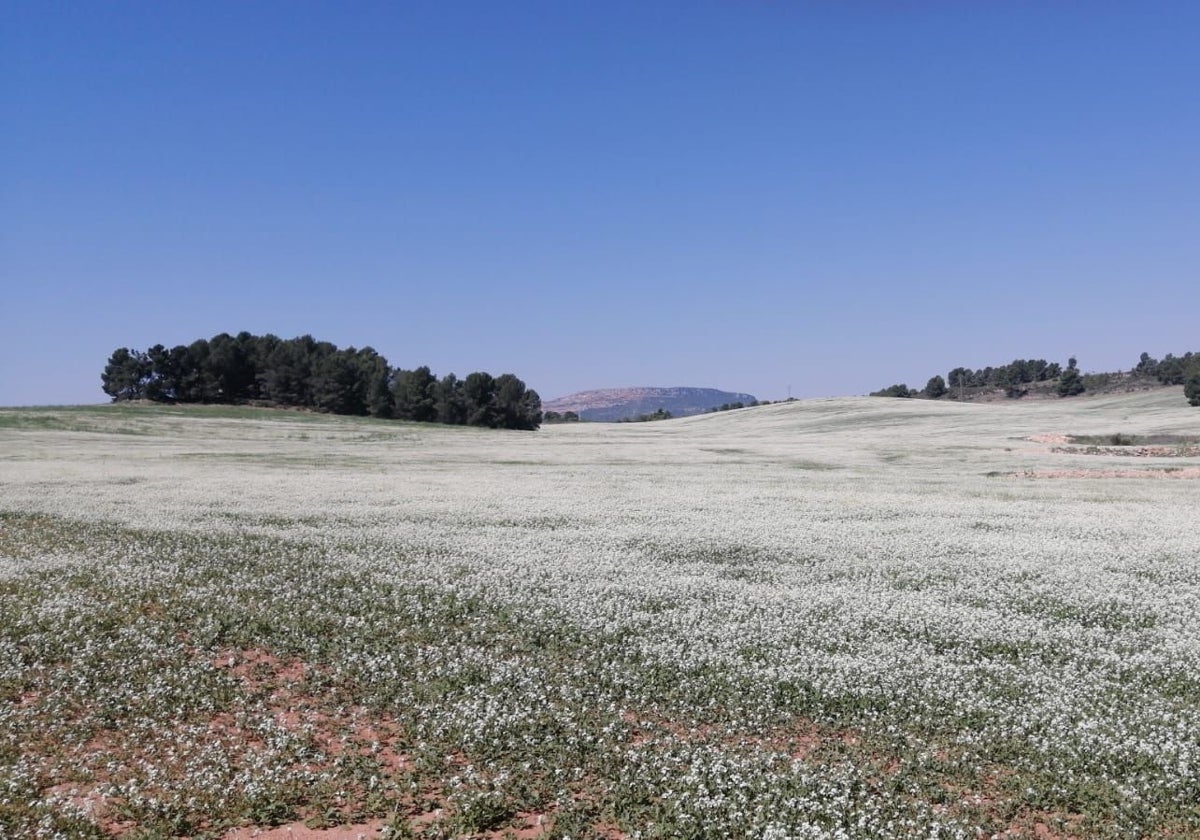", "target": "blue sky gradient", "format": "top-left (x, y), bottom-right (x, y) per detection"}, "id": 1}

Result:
top-left (3, 1), bottom-right (1198, 405)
